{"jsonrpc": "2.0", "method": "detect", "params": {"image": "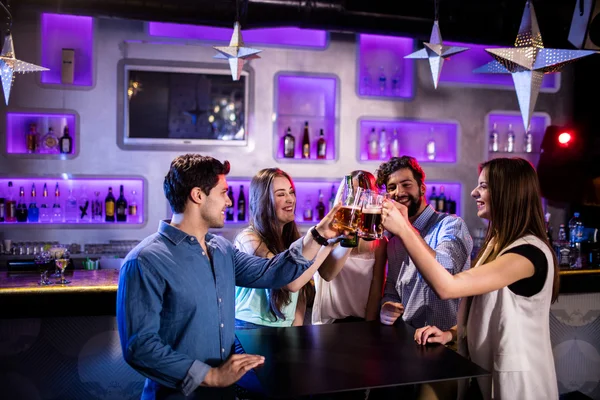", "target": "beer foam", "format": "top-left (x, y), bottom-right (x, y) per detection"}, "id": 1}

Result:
top-left (362, 207), bottom-right (382, 214)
